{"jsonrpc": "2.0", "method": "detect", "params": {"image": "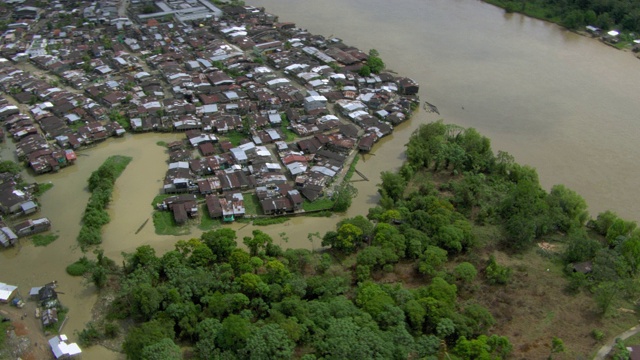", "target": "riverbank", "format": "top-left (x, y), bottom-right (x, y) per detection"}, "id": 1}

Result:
top-left (481, 0), bottom-right (640, 59)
